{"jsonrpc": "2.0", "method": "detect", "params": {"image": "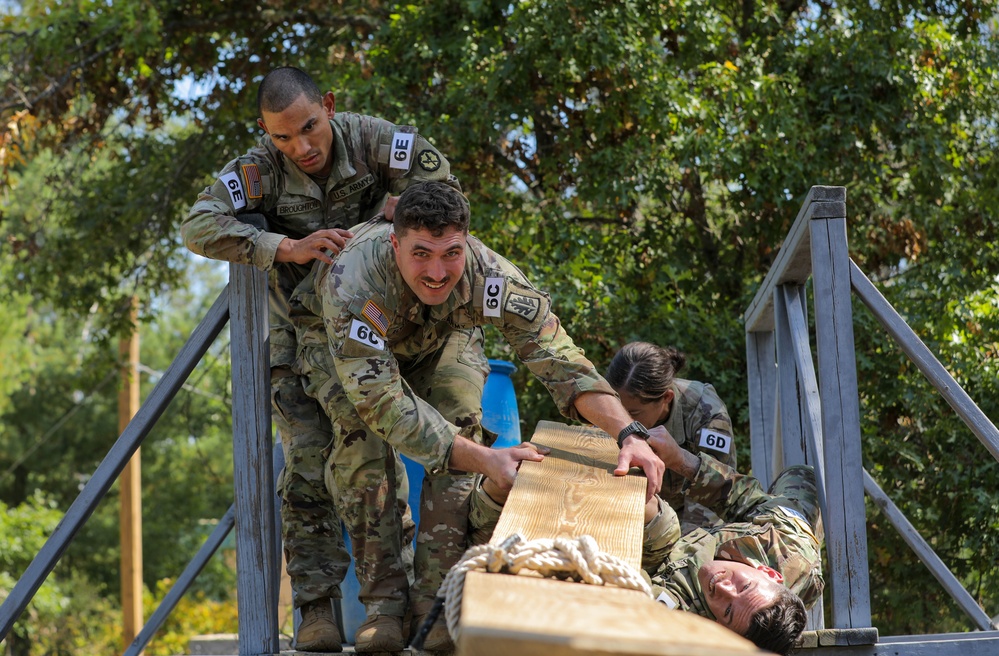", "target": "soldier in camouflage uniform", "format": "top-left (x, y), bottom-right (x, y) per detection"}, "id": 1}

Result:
top-left (181, 66), bottom-right (461, 652)
top-left (644, 433), bottom-right (822, 656)
top-left (289, 180), bottom-right (665, 652)
top-left (469, 428), bottom-right (820, 656)
top-left (606, 342), bottom-right (738, 533)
